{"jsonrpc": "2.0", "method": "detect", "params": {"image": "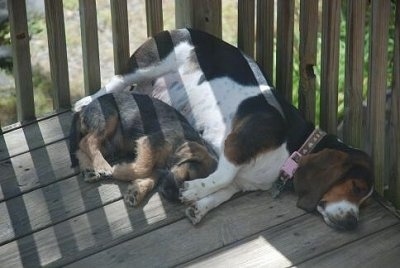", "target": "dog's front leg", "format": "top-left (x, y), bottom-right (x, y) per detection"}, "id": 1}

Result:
top-left (180, 154), bottom-right (239, 203)
top-left (185, 184), bottom-right (240, 224)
